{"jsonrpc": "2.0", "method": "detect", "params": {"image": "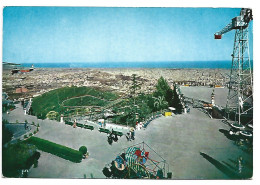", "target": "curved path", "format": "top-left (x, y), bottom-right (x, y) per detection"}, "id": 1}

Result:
top-left (61, 94), bottom-right (111, 108)
top-left (61, 94), bottom-right (125, 119)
